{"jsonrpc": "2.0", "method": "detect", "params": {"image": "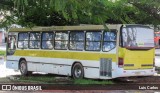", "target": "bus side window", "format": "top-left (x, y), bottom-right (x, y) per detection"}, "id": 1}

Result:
top-left (41, 32), bottom-right (53, 49)
top-left (29, 32), bottom-right (40, 49)
top-left (69, 31), bottom-right (84, 50)
top-left (103, 31), bottom-right (117, 51)
top-left (86, 31), bottom-right (101, 51)
top-left (55, 32), bottom-right (68, 50)
top-left (18, 33), bottom-right (29, 49)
